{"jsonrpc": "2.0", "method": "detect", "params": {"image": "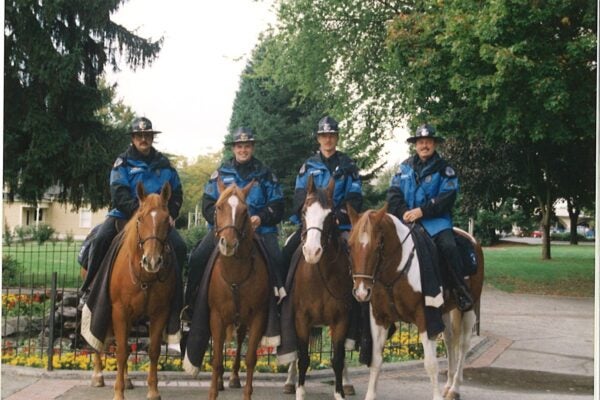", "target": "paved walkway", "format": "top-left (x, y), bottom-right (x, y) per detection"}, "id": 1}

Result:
top-left (2, 286), bottom-right (595, 399)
